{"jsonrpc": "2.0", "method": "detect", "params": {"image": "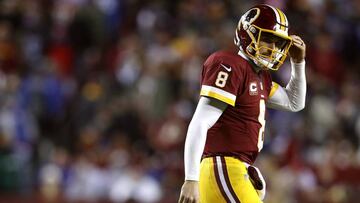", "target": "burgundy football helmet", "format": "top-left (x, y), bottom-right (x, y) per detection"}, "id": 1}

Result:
top-left (234, 4), bottom-right (293, 70)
